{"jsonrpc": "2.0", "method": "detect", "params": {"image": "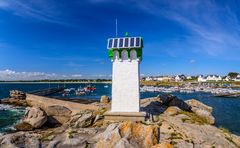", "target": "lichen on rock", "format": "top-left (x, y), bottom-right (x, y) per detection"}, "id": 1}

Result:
top-left (185, 99), bottom-right (215, 124)
top-left (69, 109), bottom-right (96, 128)
top-left (100, 95), bottom-right (110, 104)
top-left (1, 94), bottom-right (240, 148)
top-left (94, 121), bottom-right (160, 148)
